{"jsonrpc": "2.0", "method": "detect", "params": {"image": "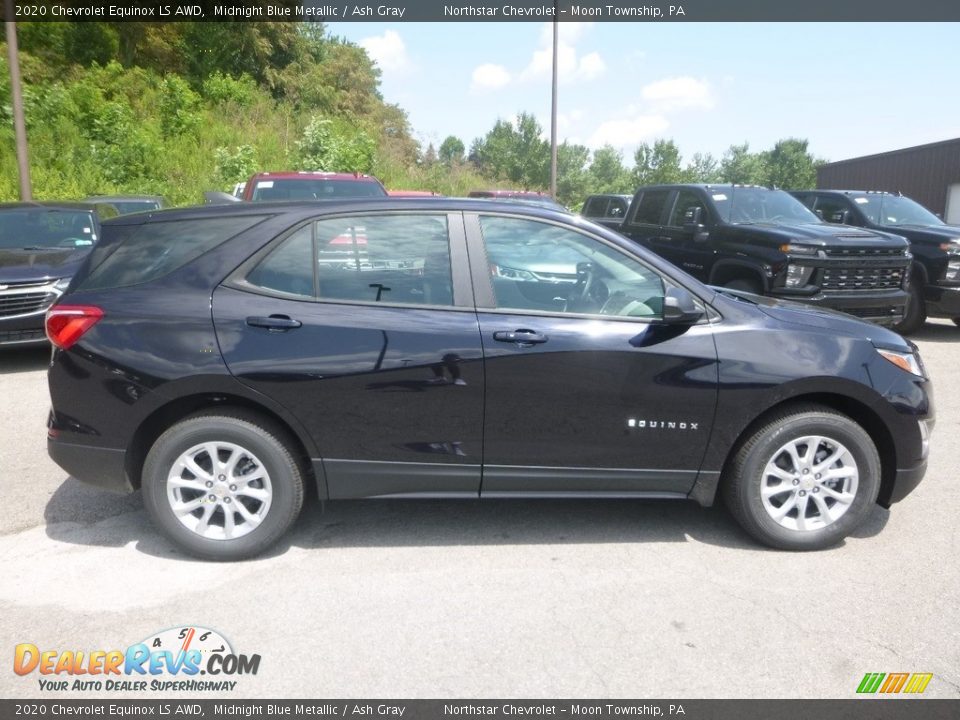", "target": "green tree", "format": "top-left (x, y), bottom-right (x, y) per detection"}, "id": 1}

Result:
top-left (588, 144), bottom-right (632, 194)
top-left (687, 152), bottom-right (721, 183)
top-left (438, 136), bottom-right (465, 165)
top-left (555, 142), bottom-right (590, 206)
top-left (632, 139), bottom-right (688, 186)
top-left (761, 138), bottom-right (823, 190)
top-left (473, 112), bottom-right (549, 188)
top-left (720, 143), bottom-right (768, 185)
